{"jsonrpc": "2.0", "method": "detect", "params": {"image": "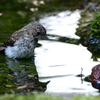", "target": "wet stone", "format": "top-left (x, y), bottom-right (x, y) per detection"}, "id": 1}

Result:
top-left (90, 64), bottom-right (100, 90)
